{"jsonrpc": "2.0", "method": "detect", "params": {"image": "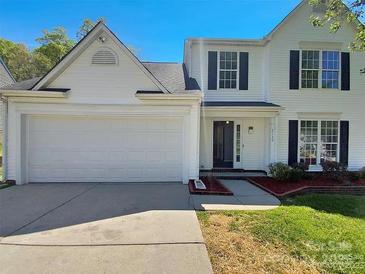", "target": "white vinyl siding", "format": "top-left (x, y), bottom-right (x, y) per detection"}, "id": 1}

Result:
top-left (268, 1), bottom-right (365, 169)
